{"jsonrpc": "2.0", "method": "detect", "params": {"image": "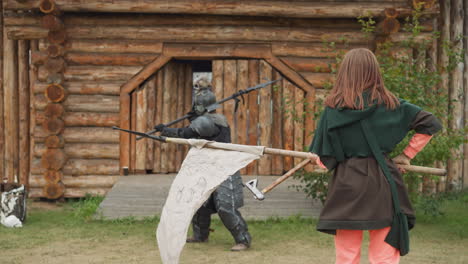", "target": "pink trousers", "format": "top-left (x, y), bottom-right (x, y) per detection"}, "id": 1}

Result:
top-left (334, 227), bottom-right (400, 264)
